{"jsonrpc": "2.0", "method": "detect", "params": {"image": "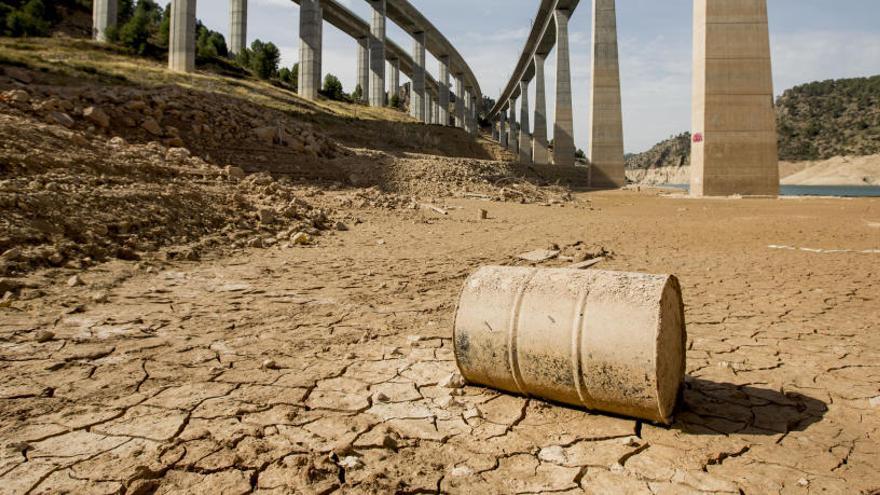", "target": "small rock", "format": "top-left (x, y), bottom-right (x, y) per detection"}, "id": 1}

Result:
top-left (438, 373), bottom-right (466, 389)
top-left (141, 117), bottom-right (162, 136)
top-left (49, 111), bottom-right (75, 128)
top-left (291, 232), bottom-right (311, 246)
top-left (620, 436), bottom-right (641, 447)
top-left (67, 275), bottom-right (84, 287)
top-left (108, 136), bottom-right (127, 147)
top-left (538, 446), bottom-right (568, 465)
top-left (225, 166), bottom-right (246, 179)
top-left (4, 66), bottom-right (33, 84)
top-left (478, 209), bottom-right (488, 220)
top-left (463, 407), bottom-right (481, 420)
top-left (334, 221), bottom-right (349, 231)
top-left (376, 239), bottom-right (386, 246)
top-left (91, 291), bottom-right (109, 303)
top-left (258, 209), bottom-right (276, 224)
top-left (372, 392), bottom-right (390, 403)
top-left (798, 478), bottom-right (810, 487)
top-left (610, 462), bottom-right (625, 473)
top-left (3, 89), bottom-right (30, 103)
top-left (436, 396), bottom-right (460, 409)
top-left (869, 396), bottom-right (880, 408)
top-left (83, 106), bottom-right (110, 128)
top-left (381, 433), bottom-right (399, 451)
top-left (34, 330), bottom-right (55, 343)
top-left (261, 359), bottom-right (278, 370)
top-left (165, 147), bottom-right (191, 162)
top-left (247, 238), bottom-right (264, 249)
top-left (338, 456), bottom-right (363, 470)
